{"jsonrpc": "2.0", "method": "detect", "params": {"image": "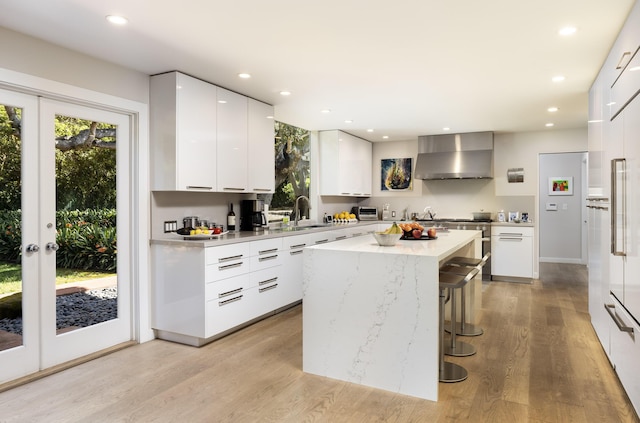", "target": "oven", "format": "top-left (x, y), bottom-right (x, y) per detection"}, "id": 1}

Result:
top-left (418, 219), bottom-right (492, 280)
